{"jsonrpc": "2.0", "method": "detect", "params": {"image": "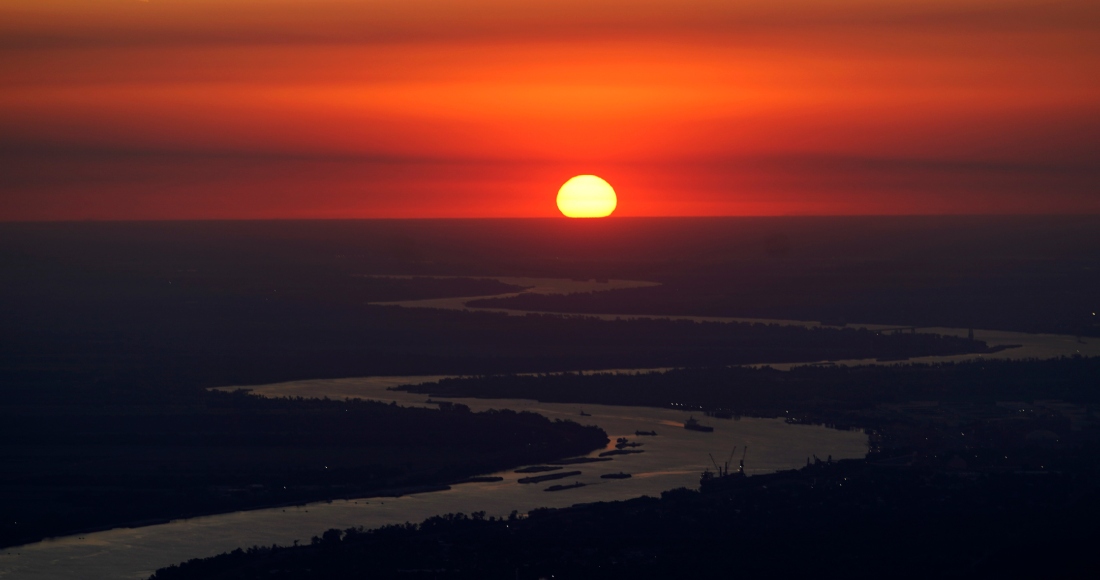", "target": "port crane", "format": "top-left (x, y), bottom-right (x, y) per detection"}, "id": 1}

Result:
top-left (708, 446), bottom-right (741, 478)
top-left (701, 446), bottom-right (748, 492)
